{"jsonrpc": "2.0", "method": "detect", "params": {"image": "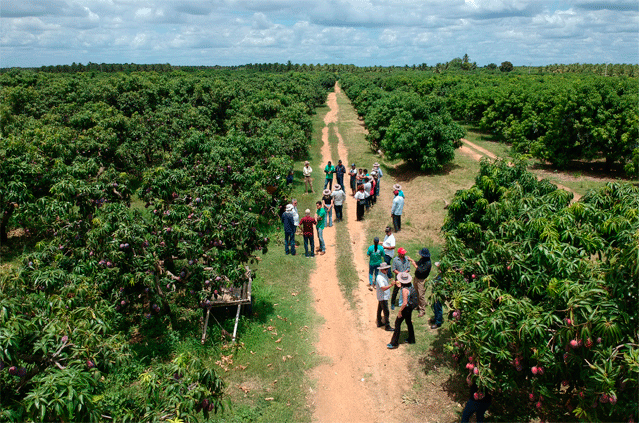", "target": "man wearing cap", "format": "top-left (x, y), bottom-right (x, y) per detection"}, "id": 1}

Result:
top-left (391, 188), bottom-right (405, 232)
top-left (382, 226), bottom-right (395, 265)
top-left (335, 160), bottom-right (346, 190)
top-left (332, 184), bottom-right (346, 222)
top-left (387, 272), bottom-right (416, 349)
top-left (367, 236), bottom-right (384, 290)
top-left (315, 201), bottom-right (326, 255)
top-left (349, 163), bottom-right (357, 196)
top-left (323, 161), bottom-right (335, 190)
top-left (302, 161), bottom-right (314, 194)
top-left (408, 248), bottom-right (432, 318)
top-left (376, 263), bottom-right (394, 331)
top-left (281, 204), bottom-right (296, 255)
top-left (390, 247), bottom-right (411, 310)
top-left (299, 209), bottom-right (316, 258)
